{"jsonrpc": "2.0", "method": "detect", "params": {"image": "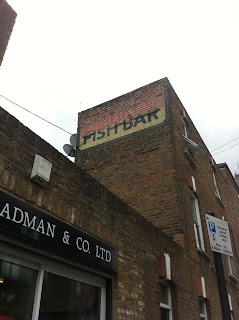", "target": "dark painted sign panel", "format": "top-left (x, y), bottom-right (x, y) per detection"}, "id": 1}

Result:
top-left (0, 190), bottom-right (117, 272)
